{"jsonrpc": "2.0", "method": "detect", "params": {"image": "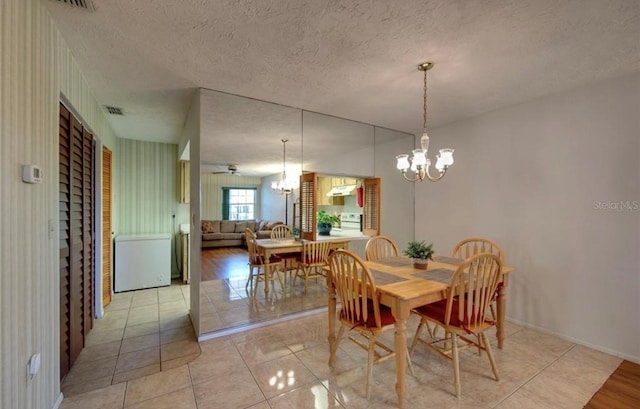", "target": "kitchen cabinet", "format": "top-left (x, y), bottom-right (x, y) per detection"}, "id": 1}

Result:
top-left (332, 177), bottom-right (357, 187)
top-left (317, 176), bottom-right (344, 205)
